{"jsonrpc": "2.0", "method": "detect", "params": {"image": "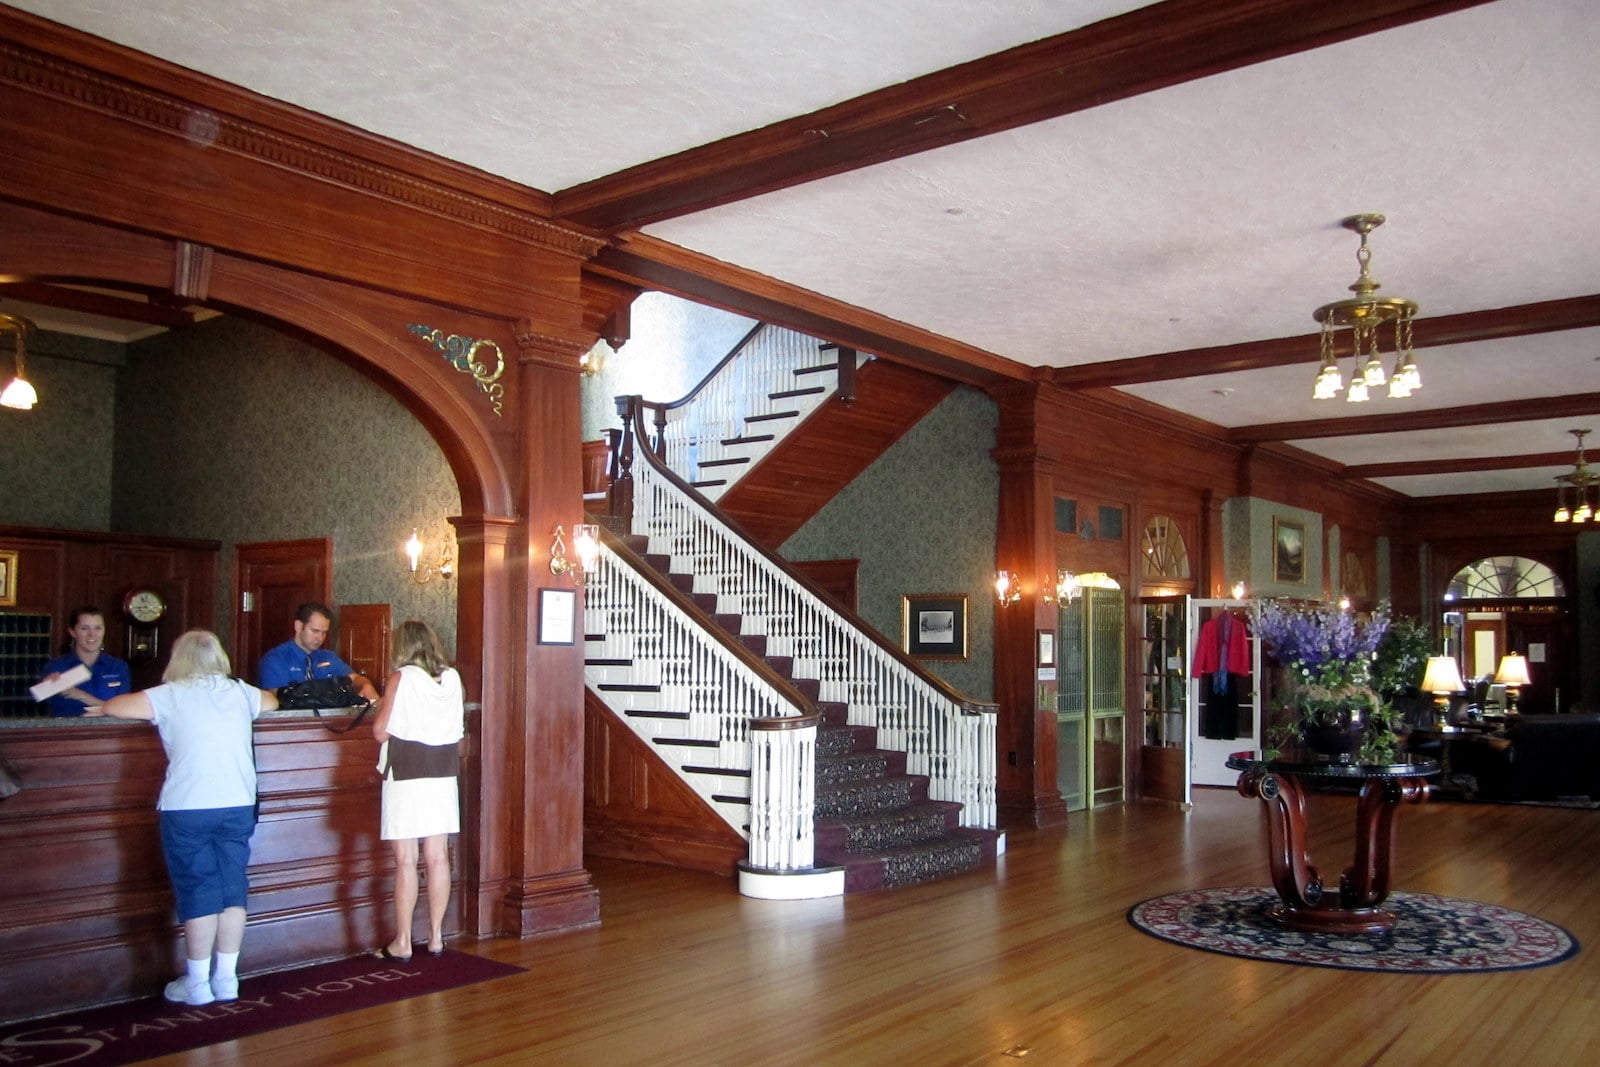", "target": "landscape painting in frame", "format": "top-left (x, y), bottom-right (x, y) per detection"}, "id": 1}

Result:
top-left (1273, 518), bottom-right (1306, 584)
